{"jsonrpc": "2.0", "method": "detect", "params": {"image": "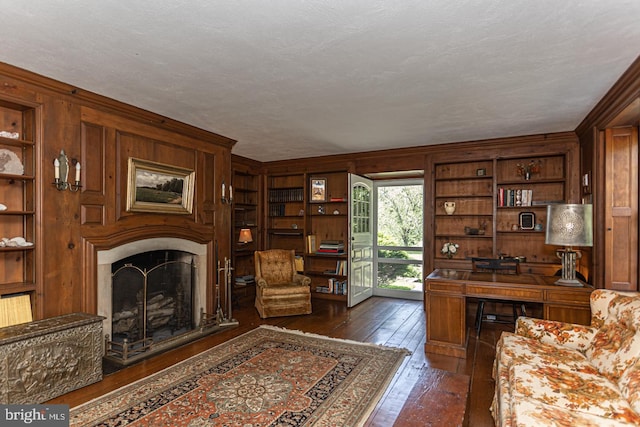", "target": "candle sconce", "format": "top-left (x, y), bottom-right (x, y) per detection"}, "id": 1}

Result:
top-left (221, 180), bottom-right (233, 204)
top-left (53, 150), bottom-right (81, 192)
